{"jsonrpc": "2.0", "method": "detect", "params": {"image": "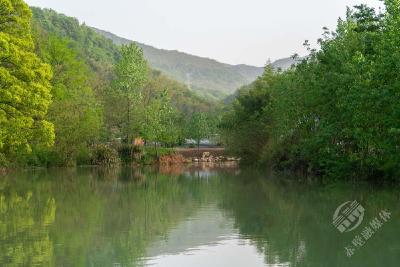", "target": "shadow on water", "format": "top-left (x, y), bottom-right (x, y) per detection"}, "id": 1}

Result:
top-left (0, 164), bottom-right (399, 266)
